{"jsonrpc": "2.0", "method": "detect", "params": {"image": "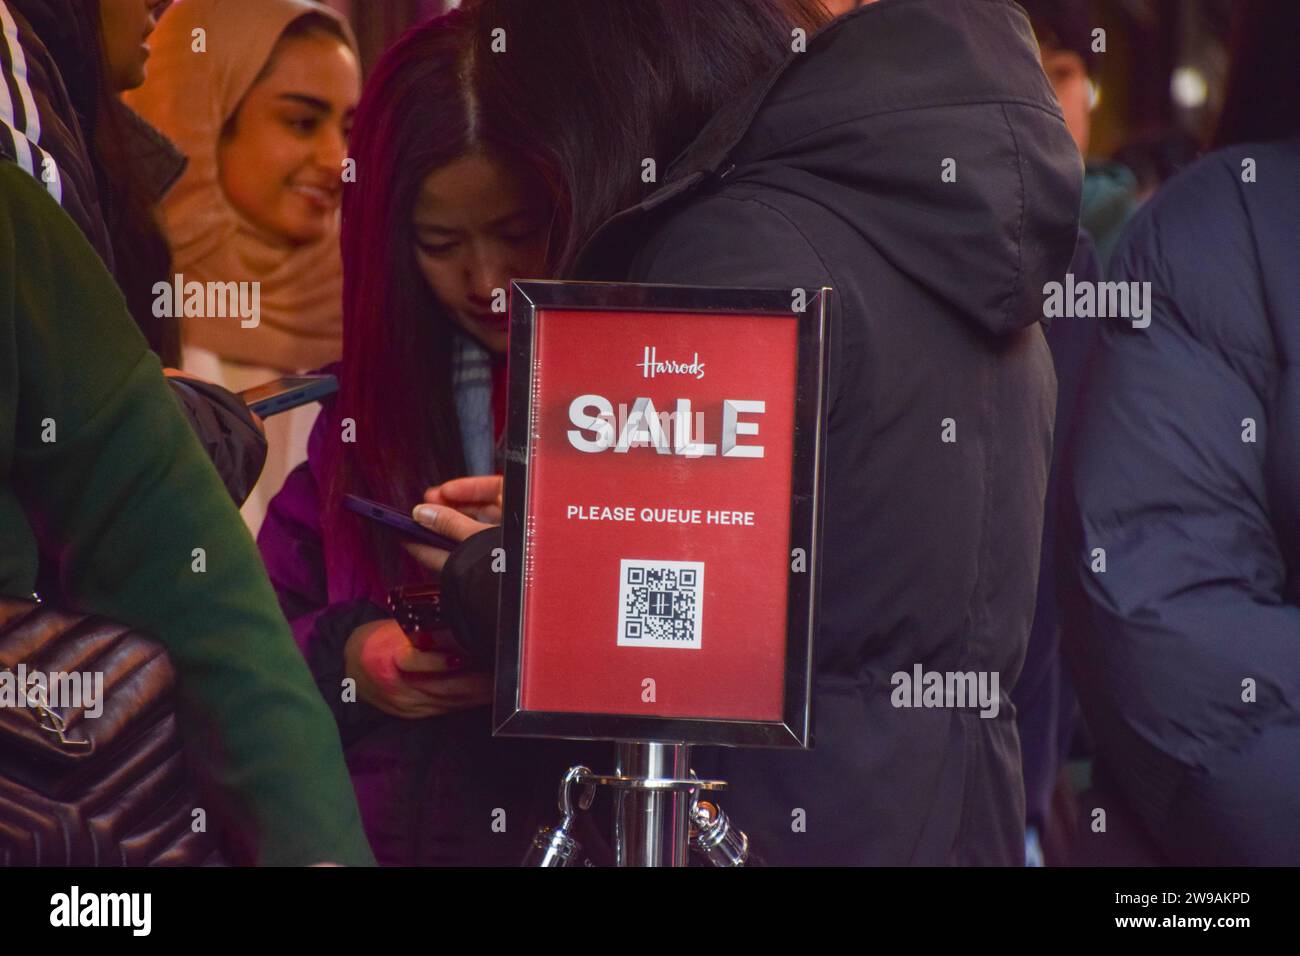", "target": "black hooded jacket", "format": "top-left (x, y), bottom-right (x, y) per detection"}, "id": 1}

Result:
top-left (582, 0), bottom-right (1079, 864)
top-left (445, 0), bottom-right (1081, 864)
top-left (0, 0), bottom-right (266, 503)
